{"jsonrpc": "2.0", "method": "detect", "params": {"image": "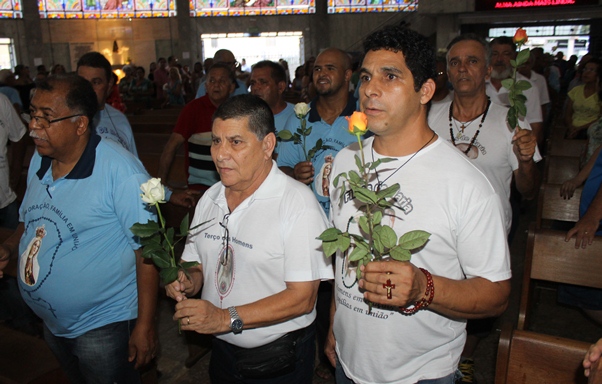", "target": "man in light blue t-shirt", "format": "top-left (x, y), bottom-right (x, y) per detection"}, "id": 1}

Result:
top-left (0, 74), bottom-right (158, 383)
top-left (249, 60), bottom-right (295, 153)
